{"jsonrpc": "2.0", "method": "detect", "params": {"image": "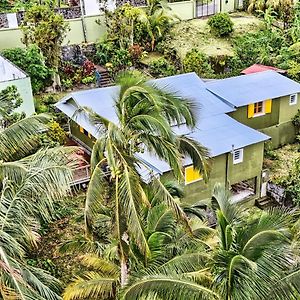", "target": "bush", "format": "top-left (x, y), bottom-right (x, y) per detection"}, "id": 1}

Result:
top-left (183, 49), bottom-right (214, 78)
top-left (39, 120), bottom-right (67, 147)
top-left (1, 45), bottom-right (52, 94)
top-left (207, 13), bottom-right (234, 37)
top-left (148, 58), bottom-right (177, 77)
